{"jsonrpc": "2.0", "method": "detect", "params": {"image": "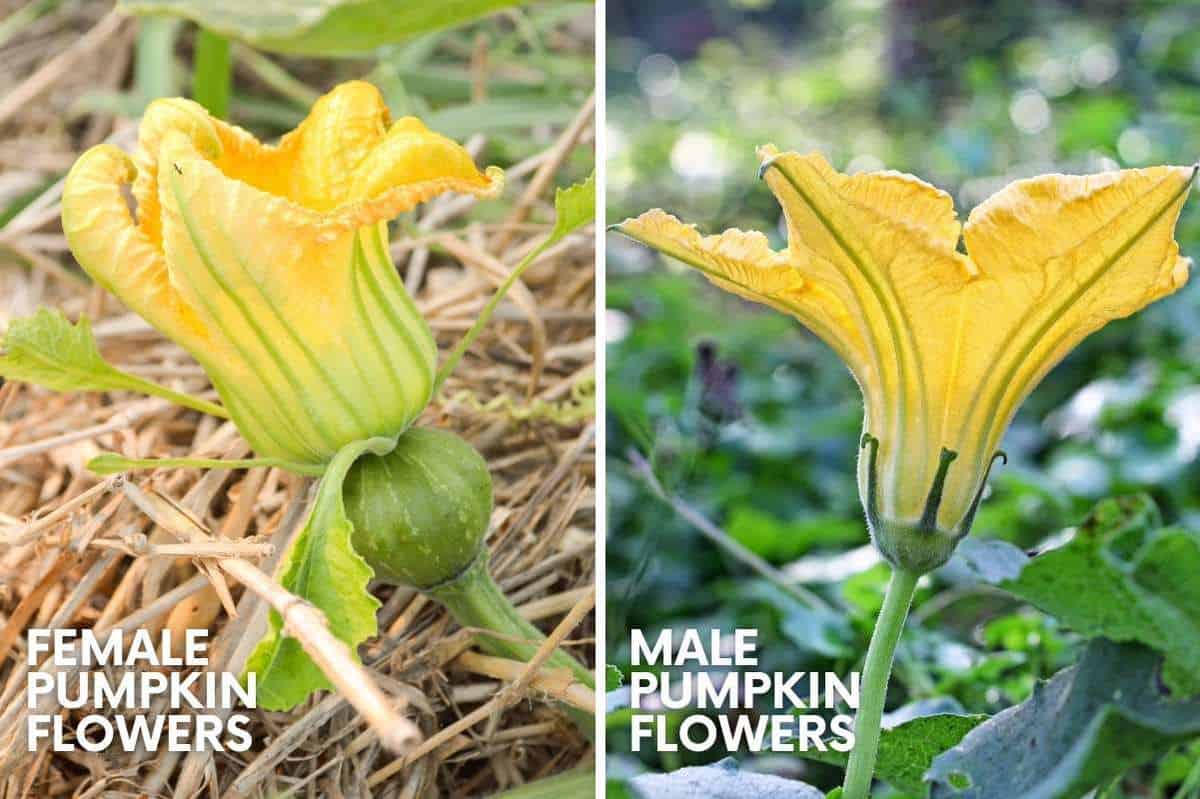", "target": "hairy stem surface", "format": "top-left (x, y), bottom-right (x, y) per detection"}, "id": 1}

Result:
top-left (842, 565), bottom-right (919, 799)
